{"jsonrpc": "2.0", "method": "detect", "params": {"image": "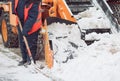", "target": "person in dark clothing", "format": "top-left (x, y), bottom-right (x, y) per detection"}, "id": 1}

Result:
top-left (12, 0), bottom-right (42, 66)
